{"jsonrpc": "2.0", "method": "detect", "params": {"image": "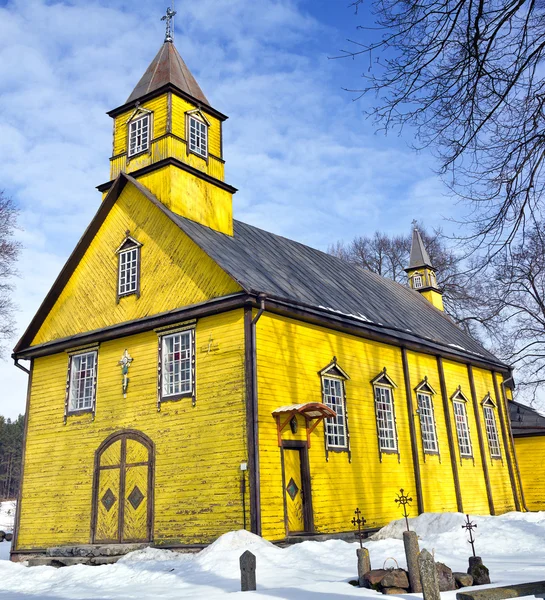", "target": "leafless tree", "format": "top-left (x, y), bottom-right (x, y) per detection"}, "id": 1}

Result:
top-left (0, 192), bottom-right (20, 354)
top-left (328, 225), bottom-right (478, 334)
top-left (335, 0), bottom-right (545, 256)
